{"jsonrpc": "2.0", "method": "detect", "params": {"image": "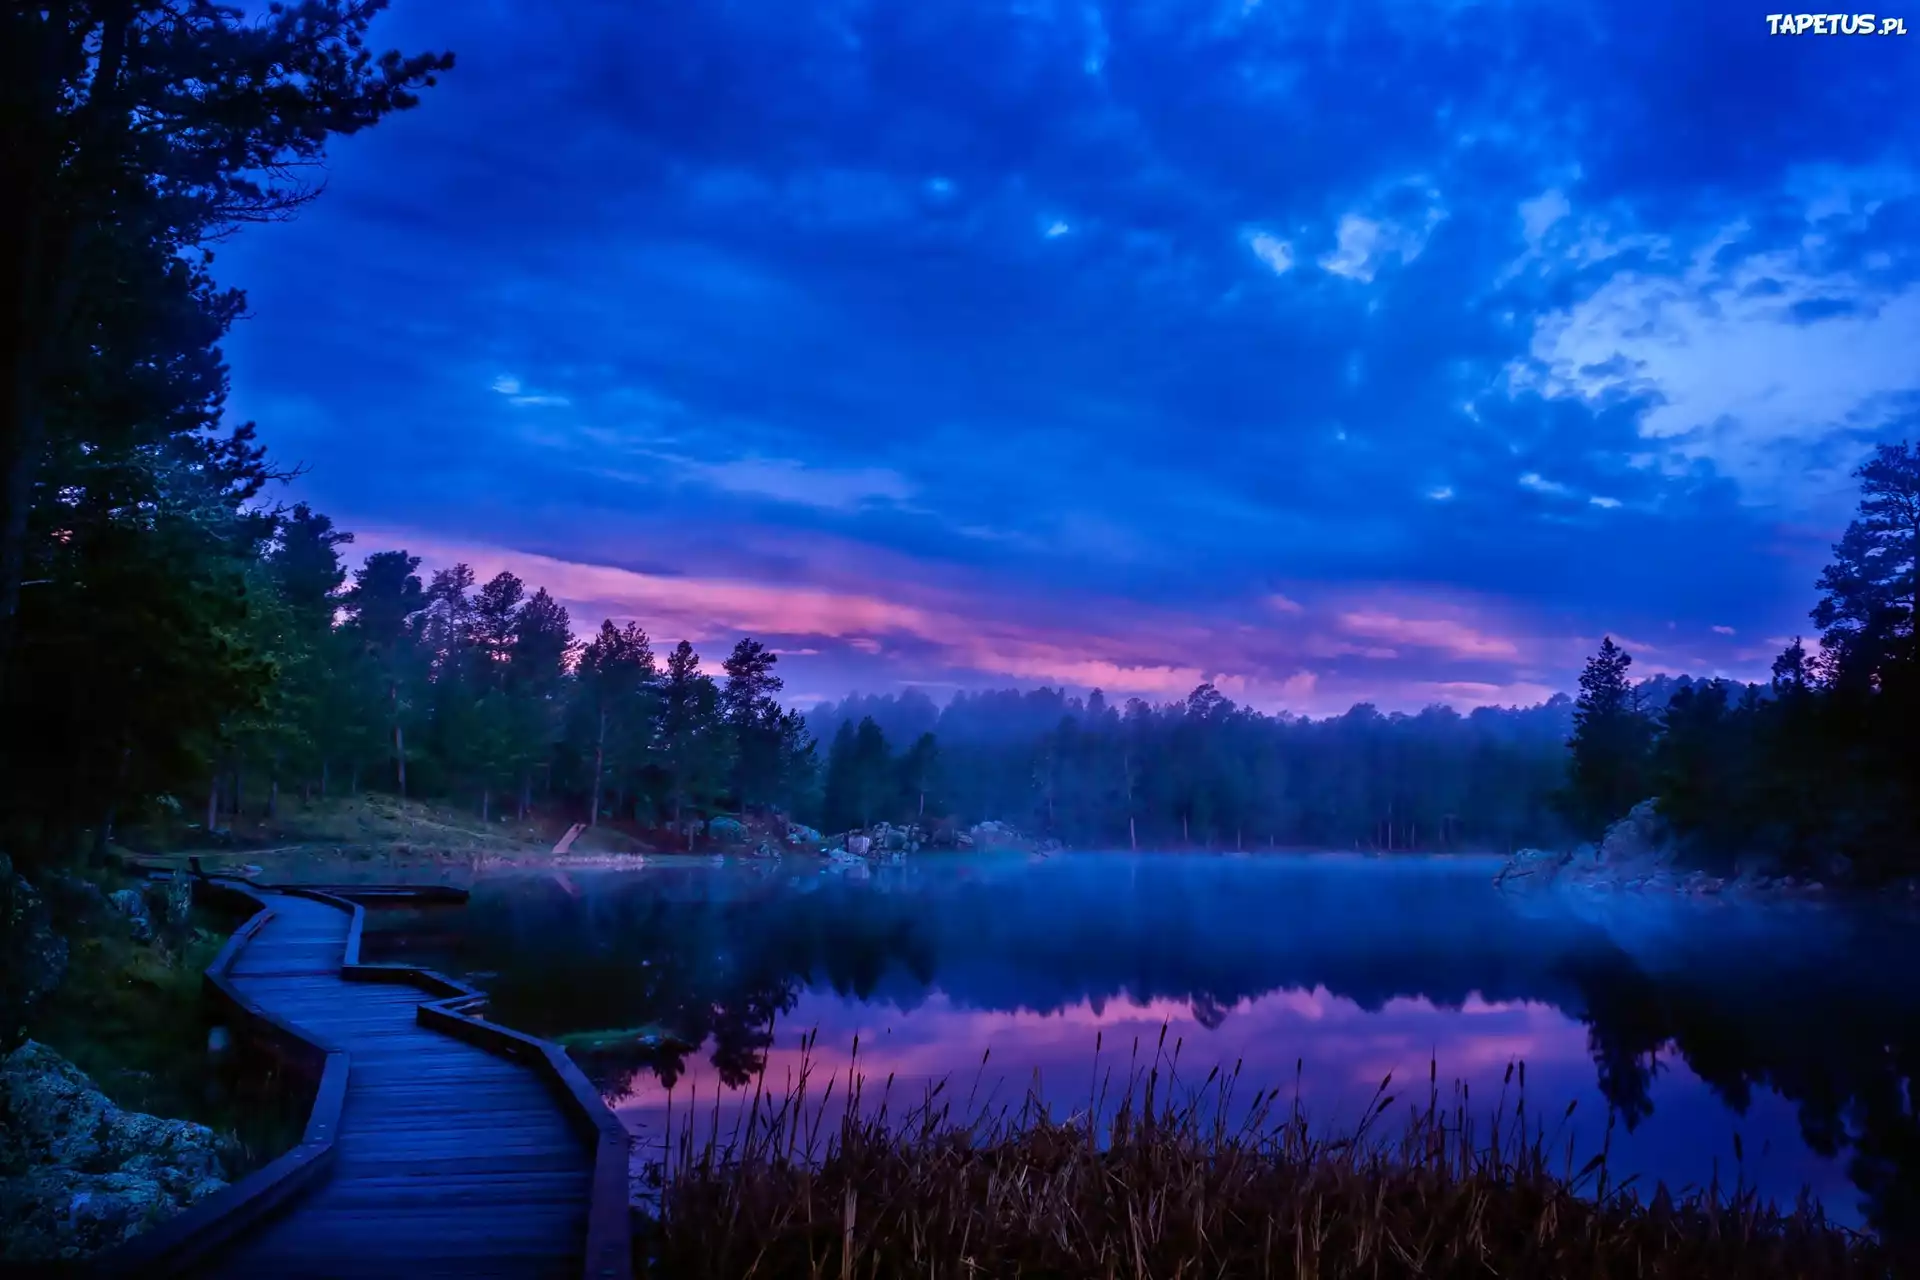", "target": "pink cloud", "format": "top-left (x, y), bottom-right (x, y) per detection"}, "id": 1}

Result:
top-left (1402, 680), bottom-right (1563, 709)
top-left (1336, 611), bottom-right (1522, 660)
top-left (352, 526), bottom-right (1578, 712)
